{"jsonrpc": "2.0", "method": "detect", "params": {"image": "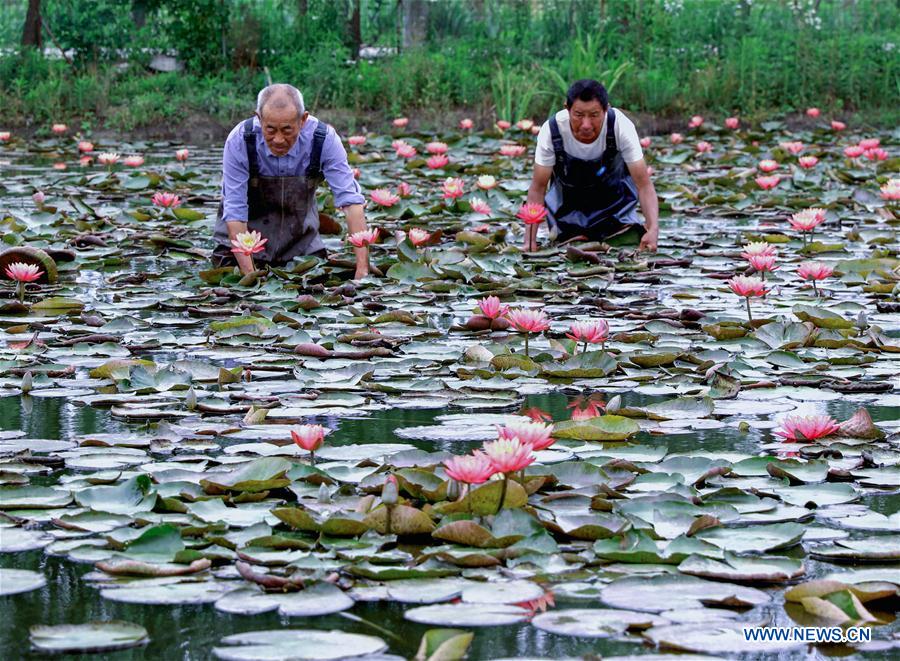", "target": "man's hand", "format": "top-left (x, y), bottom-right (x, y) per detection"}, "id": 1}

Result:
top-left (344, 203), bottom-right (373, 281)
top-left (524, 165), bottom-right (553, 252)
top-left (638, 226), bottom-right (658, 252)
